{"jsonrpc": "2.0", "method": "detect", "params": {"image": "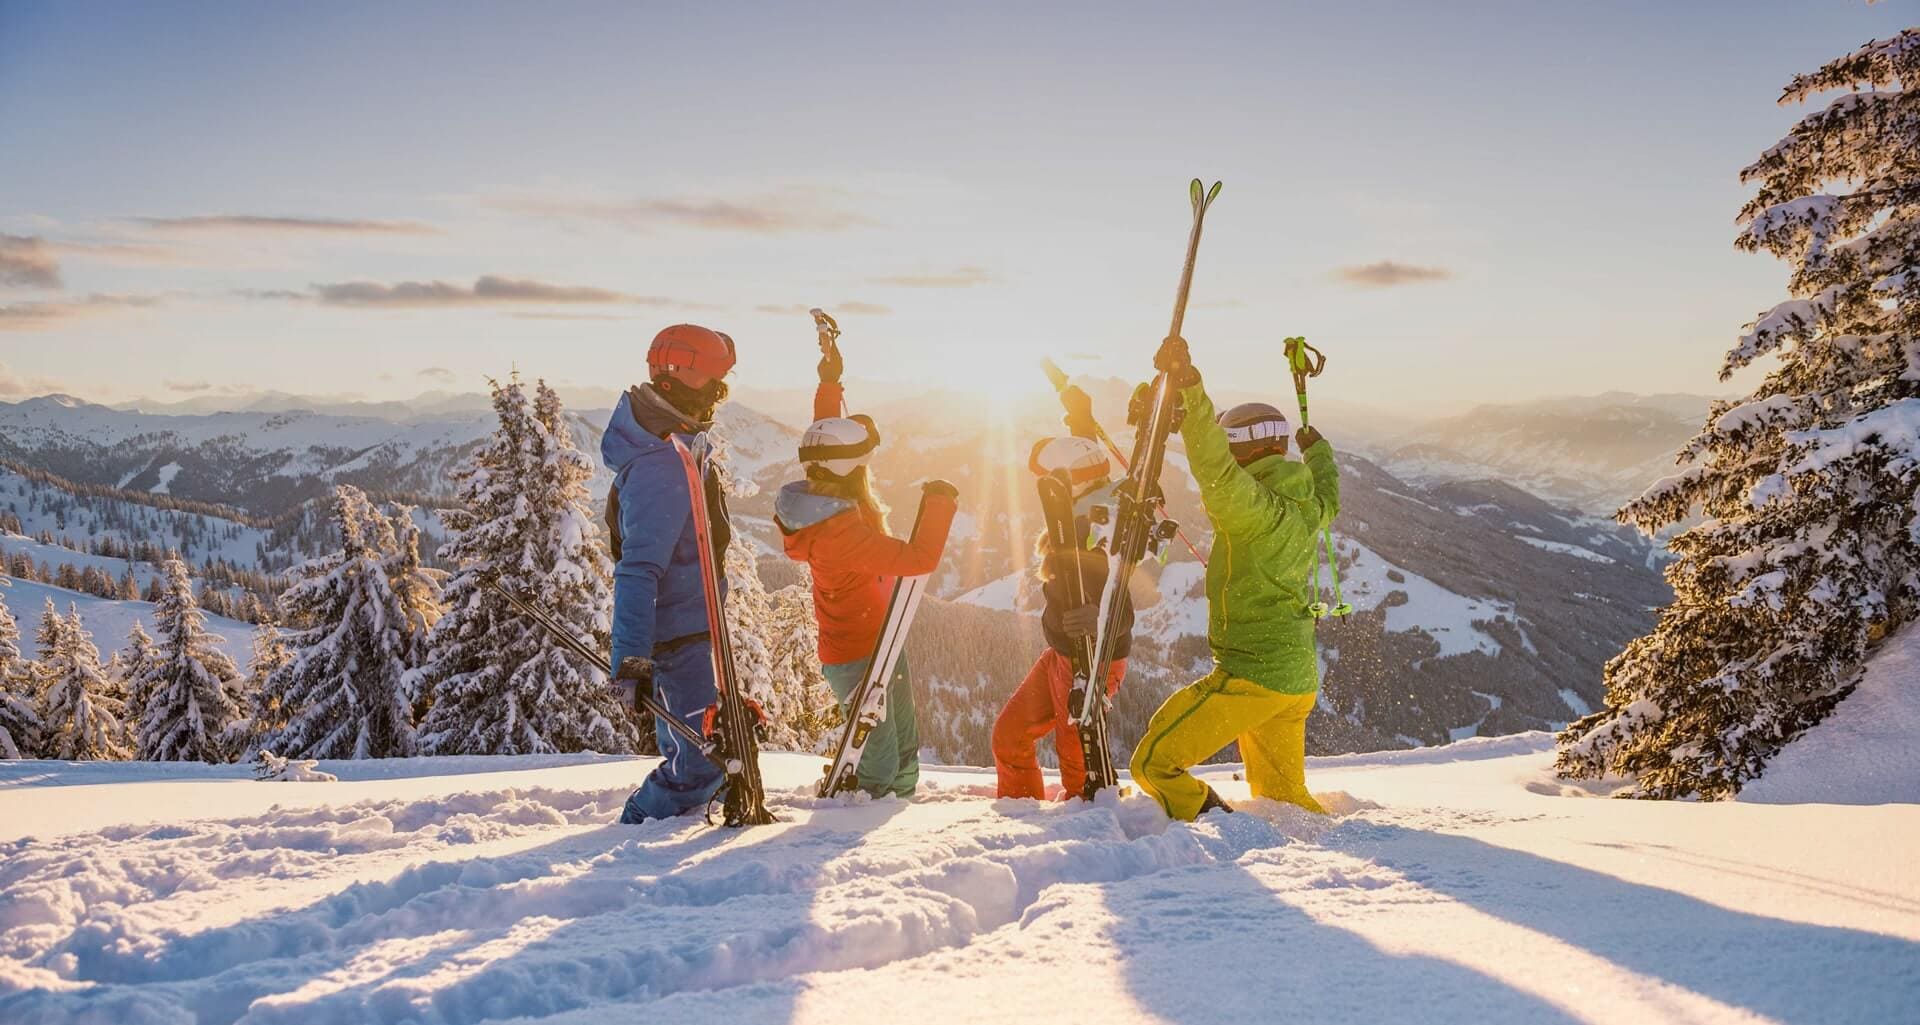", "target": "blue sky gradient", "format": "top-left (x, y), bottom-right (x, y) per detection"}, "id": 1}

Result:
top-left (1, 1), bottom-right (1912, 409)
